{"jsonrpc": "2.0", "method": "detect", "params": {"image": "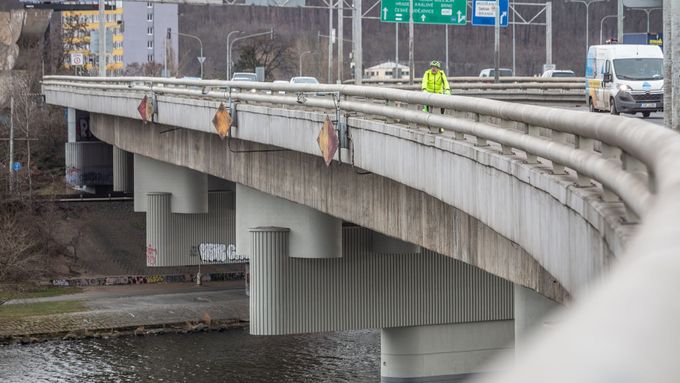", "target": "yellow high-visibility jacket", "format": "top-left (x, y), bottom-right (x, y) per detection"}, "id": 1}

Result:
top-left (421, 69), bottom-right (451, 94)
